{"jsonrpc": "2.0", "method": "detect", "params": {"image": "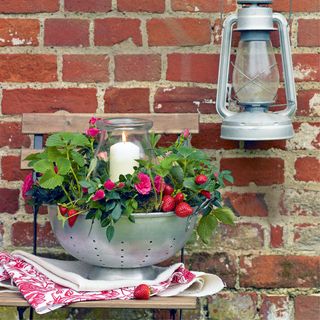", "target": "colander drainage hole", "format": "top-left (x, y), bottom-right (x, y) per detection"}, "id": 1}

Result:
top-left (173, 238), bottom-right (176, 241)
top-left (93, 239), bottom-right (96, 243)
top-left (94, 247), bottom-right (98, 250)
top-left (145, 255), bottom-right (148, 258)
top-left (147, 248), bottom-right (151, 251)
top-left (121, 249), bottom-right (124, 252)
top-left (70, 236), bottom-right (73, 239)
top-left (121, 241), bottom-right (124, 244)
top-left (170, 245), bottom-right (173, 248)
top-left (149, 240), bottom-right (153, 244)
top-left (142, 260), bottom-right (145, 263)
top-left (96, 254), bottom-right (100, 257)
top-left (121, 256), bottom-right (124, 258)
